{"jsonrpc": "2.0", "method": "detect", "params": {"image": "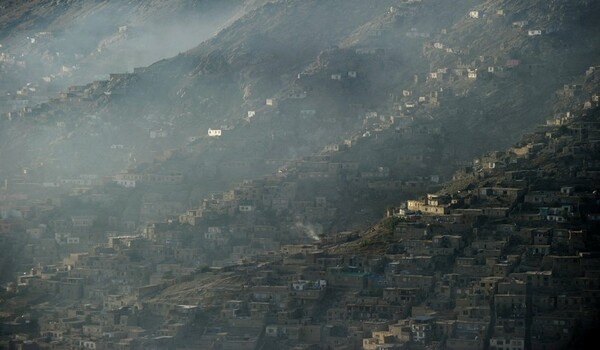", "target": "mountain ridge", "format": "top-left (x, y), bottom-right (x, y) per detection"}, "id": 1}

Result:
top-left (1, 0), bottom-right (599, 231)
